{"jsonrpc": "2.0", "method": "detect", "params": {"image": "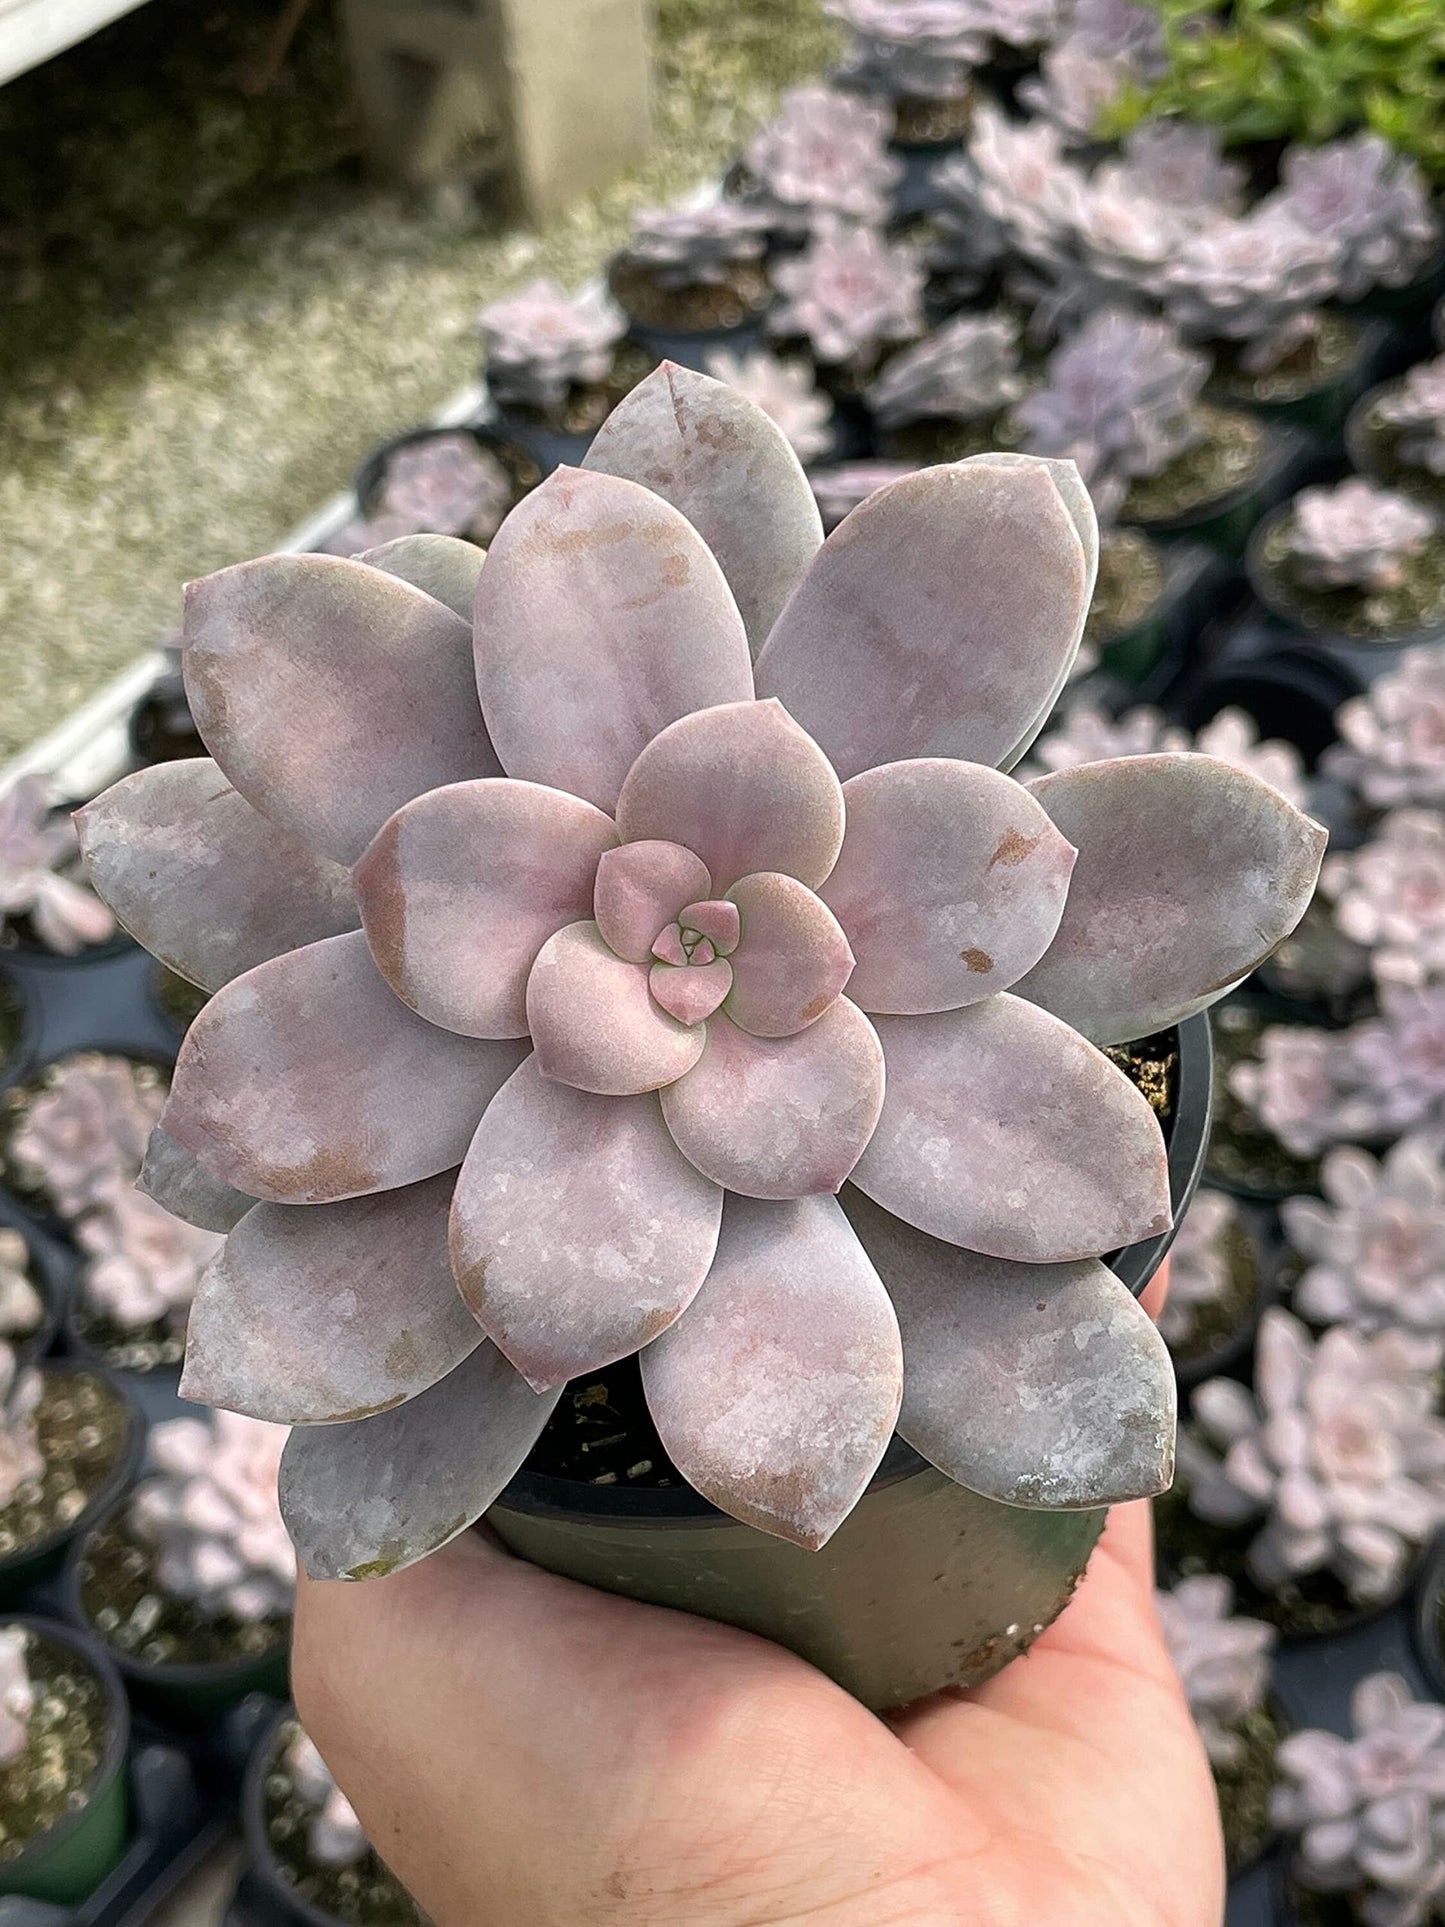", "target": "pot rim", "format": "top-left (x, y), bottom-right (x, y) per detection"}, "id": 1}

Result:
top-left (240, 1703), bottom-right (384, 1927)
top-left (1410, 1529), bottom-right (1445, 1700)
top-left (0, 1362), bottom-right (145, 1583)
top-left (0, 1613), bottom-right (130, 1880)
top-left (499, 1007), bottom-right (1213, 1529)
